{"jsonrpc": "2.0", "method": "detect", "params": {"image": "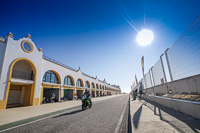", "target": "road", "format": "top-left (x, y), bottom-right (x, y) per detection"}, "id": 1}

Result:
top-left (3, 94), bottom-right (130, 133)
